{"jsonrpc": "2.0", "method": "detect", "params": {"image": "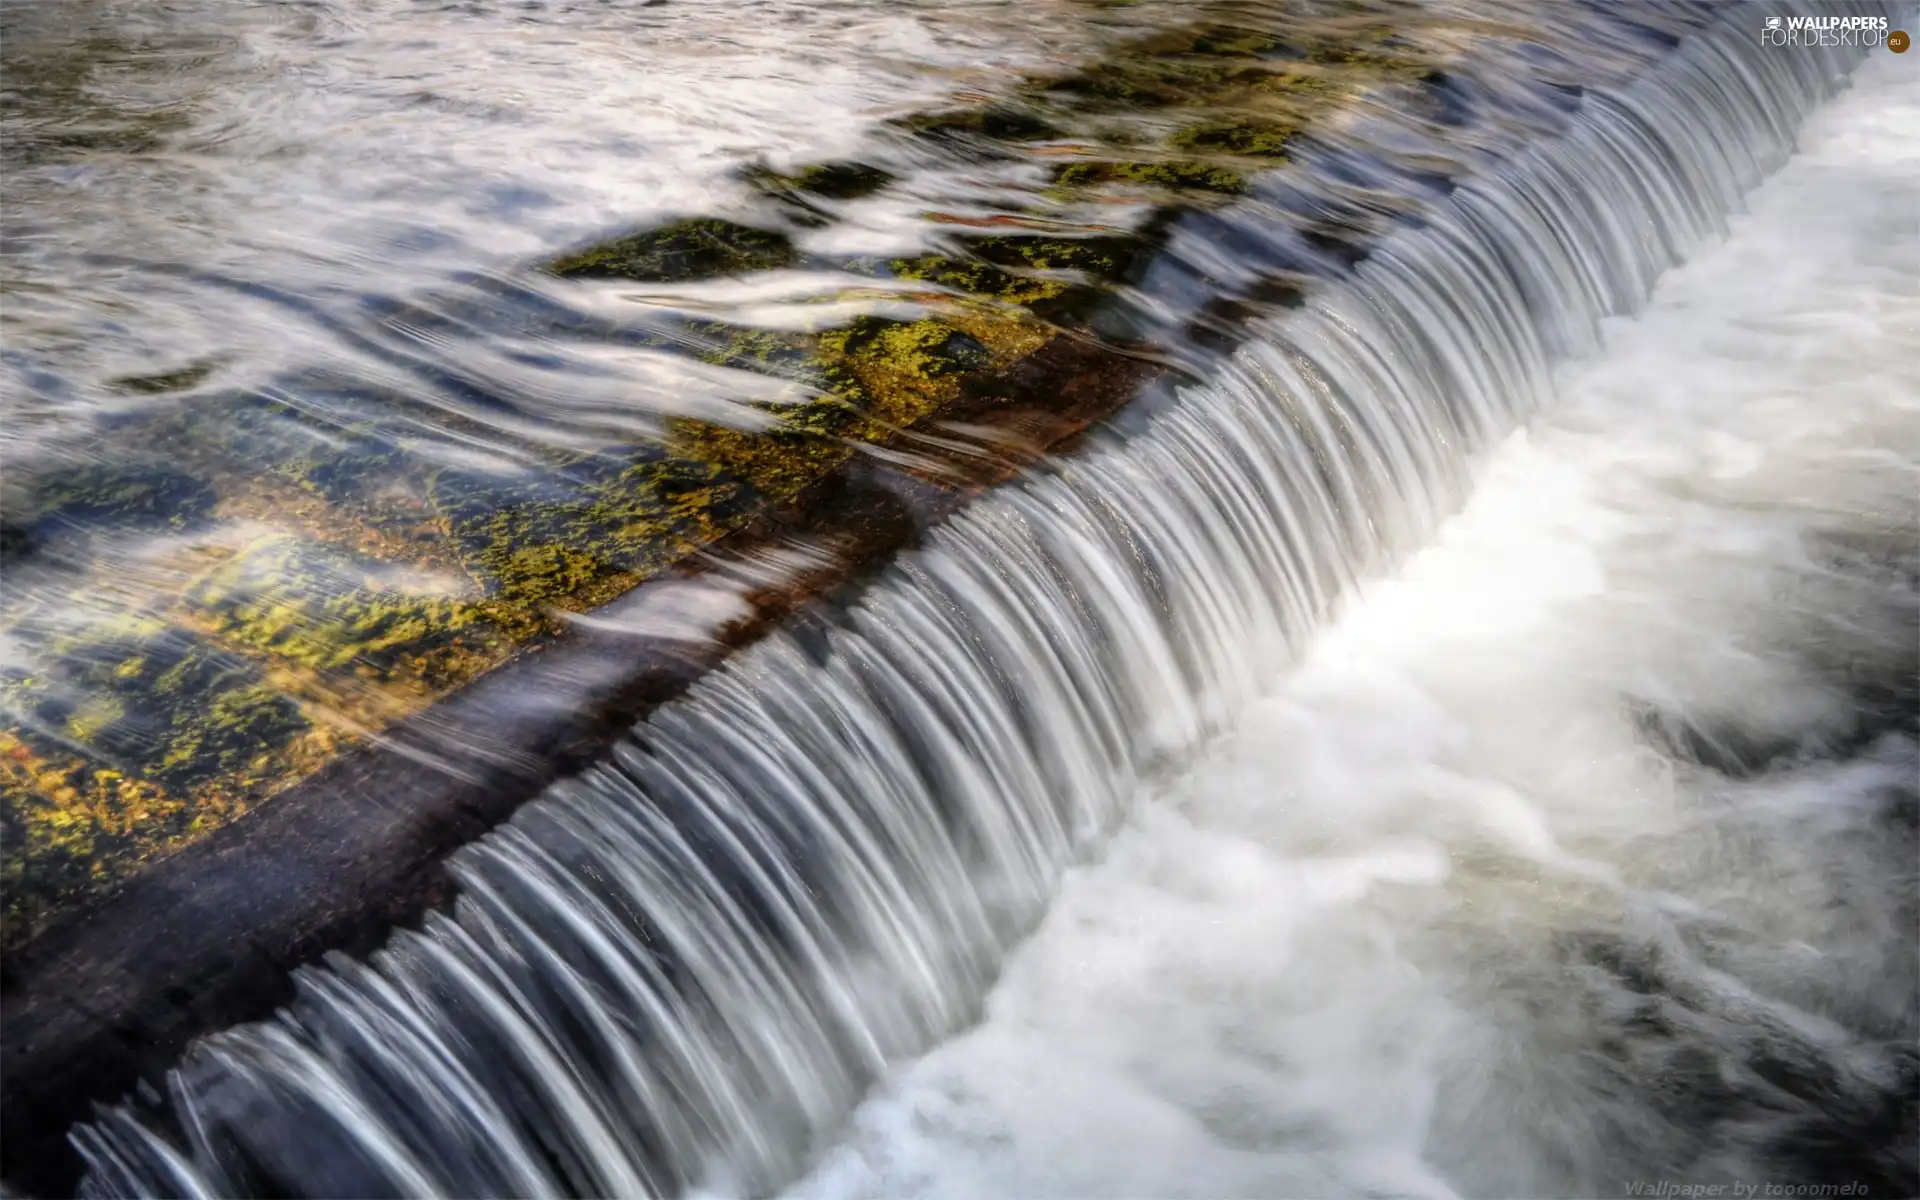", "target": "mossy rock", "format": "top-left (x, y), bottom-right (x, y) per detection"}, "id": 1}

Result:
top-left (433, 453), bottom-right (755, 610)
top-left (188, 537), bottom-right (483, 674)
top-left (9, 460), bottom-right (219, 545)
top-left (0, 612), bottom-right (306, 945)
top-left (0, 522), bottom-right (33, 564)
top-left (959, 233), bottom-right (1144, 281)
top-left (821, 317), bottom-right (992, 385)
top-left (170, 383), bottom-right (450, 545)
top-left (896, 105), bottom-right (1061, 147)
top-left (683, 321), bottom-right (821, 378)
top-left (887, 254), bottom-right (1077, 310)
top-left (1167, 117), bottom-right (1297, 158)
top-left (882, 234), bottom-right (1151, 321)
top-left (742, 160), bottom-right (898, 227)
top-left (1188, 25), bottom-right (1291, 59)
top-left (1052, 158), bottom-right (1248, 195)
top-left (744, 160), bottom-right (896, 202)
top-left (1044, 59), bottom-right (1256, 110)
top-left (2, 619), bottom-right (307, 790)
top-left (667, 419), bottom-right (854, 503)
top-left (108, 360), bottom-right (218, 396)
top-left (1, 740), bottom-right (189, 948)
top-left (548, 218), bottom-right (798, 283)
